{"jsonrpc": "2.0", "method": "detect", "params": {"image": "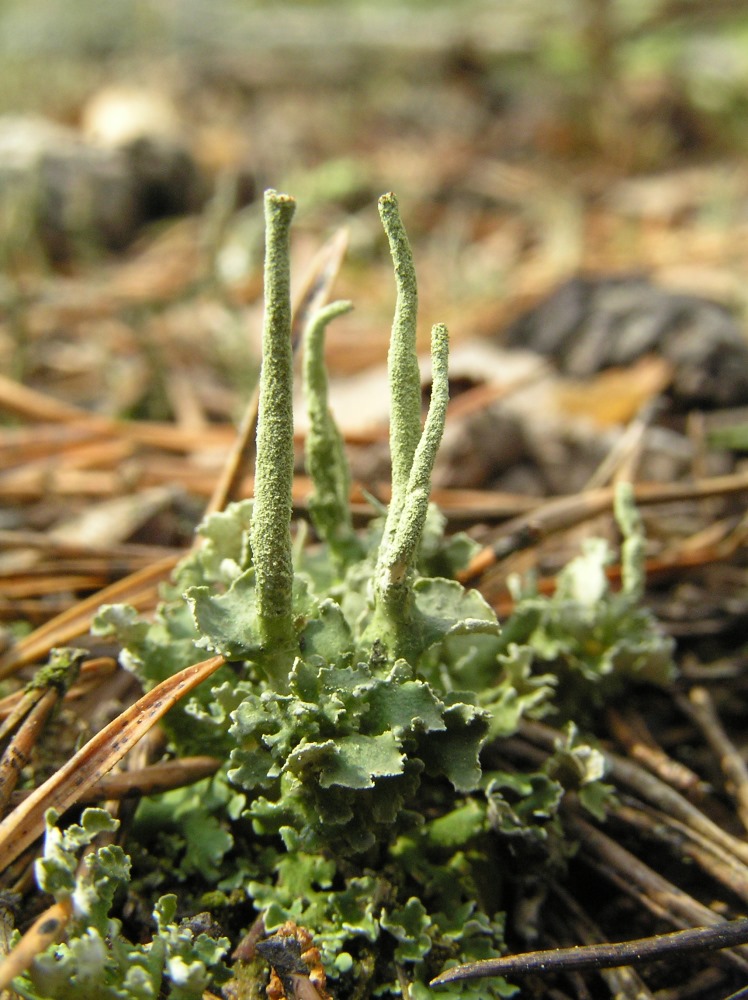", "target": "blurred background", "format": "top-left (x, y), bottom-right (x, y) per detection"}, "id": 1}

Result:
top-left (3, 0), bottom-right (748, 513)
